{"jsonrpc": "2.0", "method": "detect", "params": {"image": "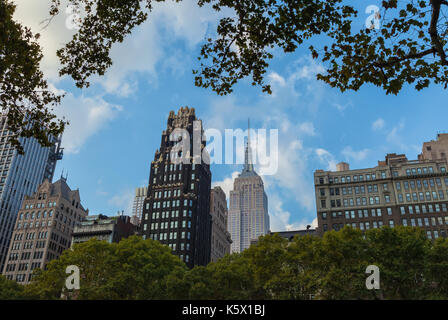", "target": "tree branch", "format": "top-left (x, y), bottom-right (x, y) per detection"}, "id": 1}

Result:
top-left (429, 0), bottom-right (448, 65)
